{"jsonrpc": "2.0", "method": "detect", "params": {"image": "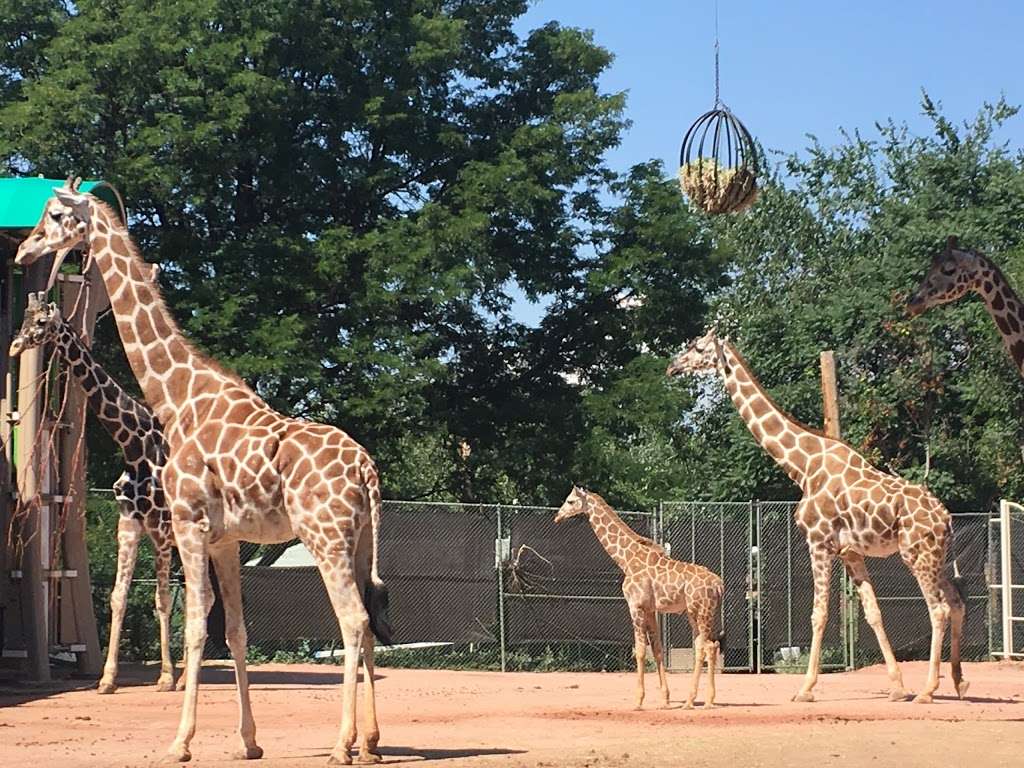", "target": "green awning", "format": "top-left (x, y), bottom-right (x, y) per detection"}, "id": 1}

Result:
top-left (0, 177), bottom-right (122, 231)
